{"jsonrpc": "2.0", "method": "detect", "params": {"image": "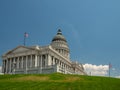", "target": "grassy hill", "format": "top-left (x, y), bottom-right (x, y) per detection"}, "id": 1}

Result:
top-left (0, 73), bottom-right (120, 90)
